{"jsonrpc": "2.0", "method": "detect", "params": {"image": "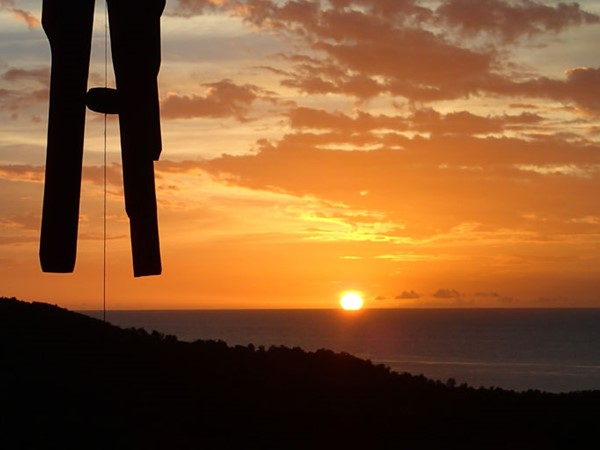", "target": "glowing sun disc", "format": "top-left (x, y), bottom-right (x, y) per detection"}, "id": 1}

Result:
top-left (340, 292), bottom-right (364, 310)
